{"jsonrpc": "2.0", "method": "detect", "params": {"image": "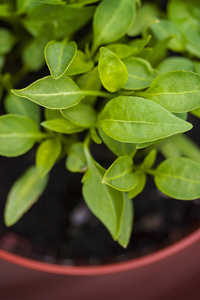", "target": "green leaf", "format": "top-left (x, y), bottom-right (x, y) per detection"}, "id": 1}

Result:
top-left (99, 96), bottom-right (192, 144)
top-left (129, 35), bottom-right (152, 56)
top-left (61, 103), bottom-right (97, 128)
top-left (41, 119), bottom-right (83, 134)
top-left (103, 43), bottom-right (138, 60)
top-left (65, 50), bottom-right (94, 76)
top-left (36, 138), bottom-right (62, 178)
top-left (98, 47), bottom-right (128, 92)
top-left (90, 128), bottom-right (102, 144)
top-left (128, 3), bottom-right (160, 37)
top-left (4, 166), bottom-right (49, 226)
top-left (66, 142), bottom-right (87, 172)
top-left (141, 71), bottom-right (200, 113)
top-left (149, 19), bottom-right (186, 52)
top-left (5, 93), bottom-right (41, 124)
top-left (0, 115), bottom-right (42, 157)
top-left (141, 149), bottom-right (157, 170)
top-left (93, 0), bottom-right (137, 51)
top-left (191, 107), bottom-right (200, 118)
top-left (0, 28), bottom-right (15, 55)
top-left (102, 156), bottom-right (138, 191)
top-left (23, 23), bottom-right (54, 71)
top-left (22, 4), bottom-right (95, 39)
top-left (76, 67), bottom-right (101, 106)
top-left (98, 126), bottom-right (136, 157)
top-left (147, 36), bottom-right (174, 67)
top-left (128, 171), bottom-right (146, 198)
top-left (155, 157), bottom-right (200, 200)
top-left (117, 193), bottom-right (133, 248)
top-left (123, 57), bottom-right (159, 90)
top-left (45, 40), bottom-right (77, 79)
top-left (44, 108), bottom-right (63, 121)
top-left (168, 0), bottom-right (200, 58)
top-left (82, 146), bottom-right (125, 239)
top-left (12, 76), bottom-right (84, 109)
top-left (157, 57), bottom-right (194, 73)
